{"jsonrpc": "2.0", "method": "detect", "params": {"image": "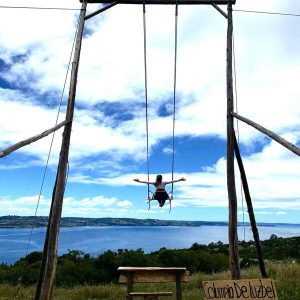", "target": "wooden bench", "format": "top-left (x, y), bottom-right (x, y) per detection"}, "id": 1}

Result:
top-left (118, 267), bottom-right (189, 300)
